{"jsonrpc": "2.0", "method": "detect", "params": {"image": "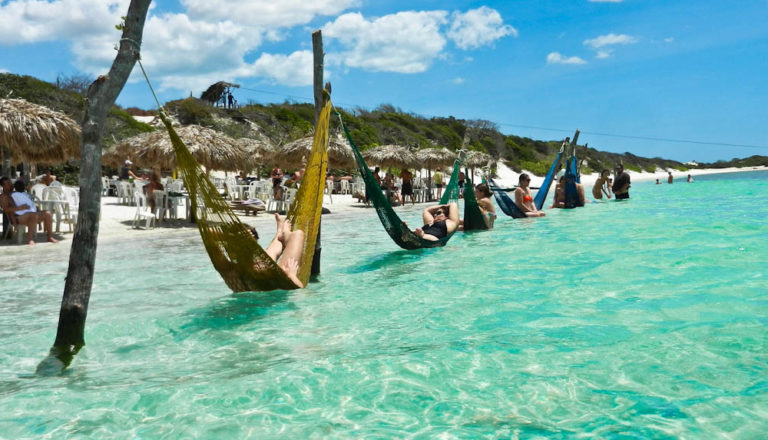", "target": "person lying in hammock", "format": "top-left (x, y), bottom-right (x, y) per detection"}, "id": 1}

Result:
top-left (262, 213), bottom-right (306, 288)
top-left (414, 202), bottom-right (459, 241)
